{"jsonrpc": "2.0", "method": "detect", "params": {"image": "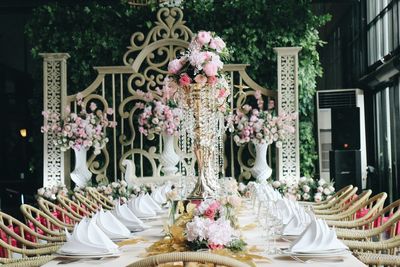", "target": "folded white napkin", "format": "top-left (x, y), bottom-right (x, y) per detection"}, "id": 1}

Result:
top-left (92, 209), bottom-right (131, 240)
top-left (151, 183), bottom-right (173, 205)
top-left (142, 193), bottom-right (163, 213)
top-left (289, 218), bottom-right (348, 253)
top-left (112, 202), bottom-right (149, 231)
top-left (283, 212), bottom-right (306, 236)
top-left (58, 218), bottom-right (119, 254)
top-left (276, 198), bottom-right (293, 224)
top-left (128, 194), bottom-right (157, 218)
